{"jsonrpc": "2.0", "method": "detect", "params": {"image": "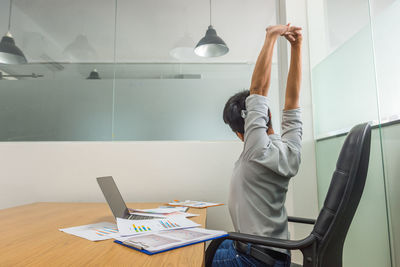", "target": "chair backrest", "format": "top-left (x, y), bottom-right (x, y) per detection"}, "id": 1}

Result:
top-left (311, 123), bottom-right (372, 267)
